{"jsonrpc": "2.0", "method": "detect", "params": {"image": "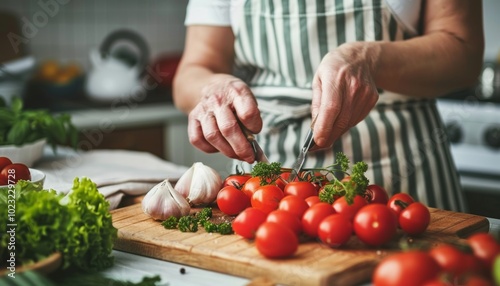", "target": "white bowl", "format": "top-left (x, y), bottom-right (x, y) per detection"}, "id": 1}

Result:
top-left (0, 168), bottom-right (45, 189)
top-left (29, 168), bottom-right (46, 186)
top-left (0, 139), bottom-right (46, 167)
